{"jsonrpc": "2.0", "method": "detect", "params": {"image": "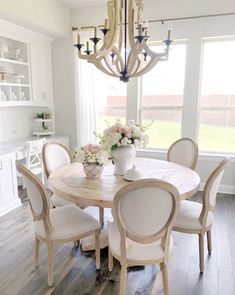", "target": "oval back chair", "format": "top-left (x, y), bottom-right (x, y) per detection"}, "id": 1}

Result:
top-left (16, 162), bottom-right (100, 287)
top-left (167, 137), bottom-right (198, 170)
top-left (108, 178), bottom-right (179, 295)
top-left (42, 142), bottom-right (73, 207)
top-left (173, 158), bottom-right (229, 273)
